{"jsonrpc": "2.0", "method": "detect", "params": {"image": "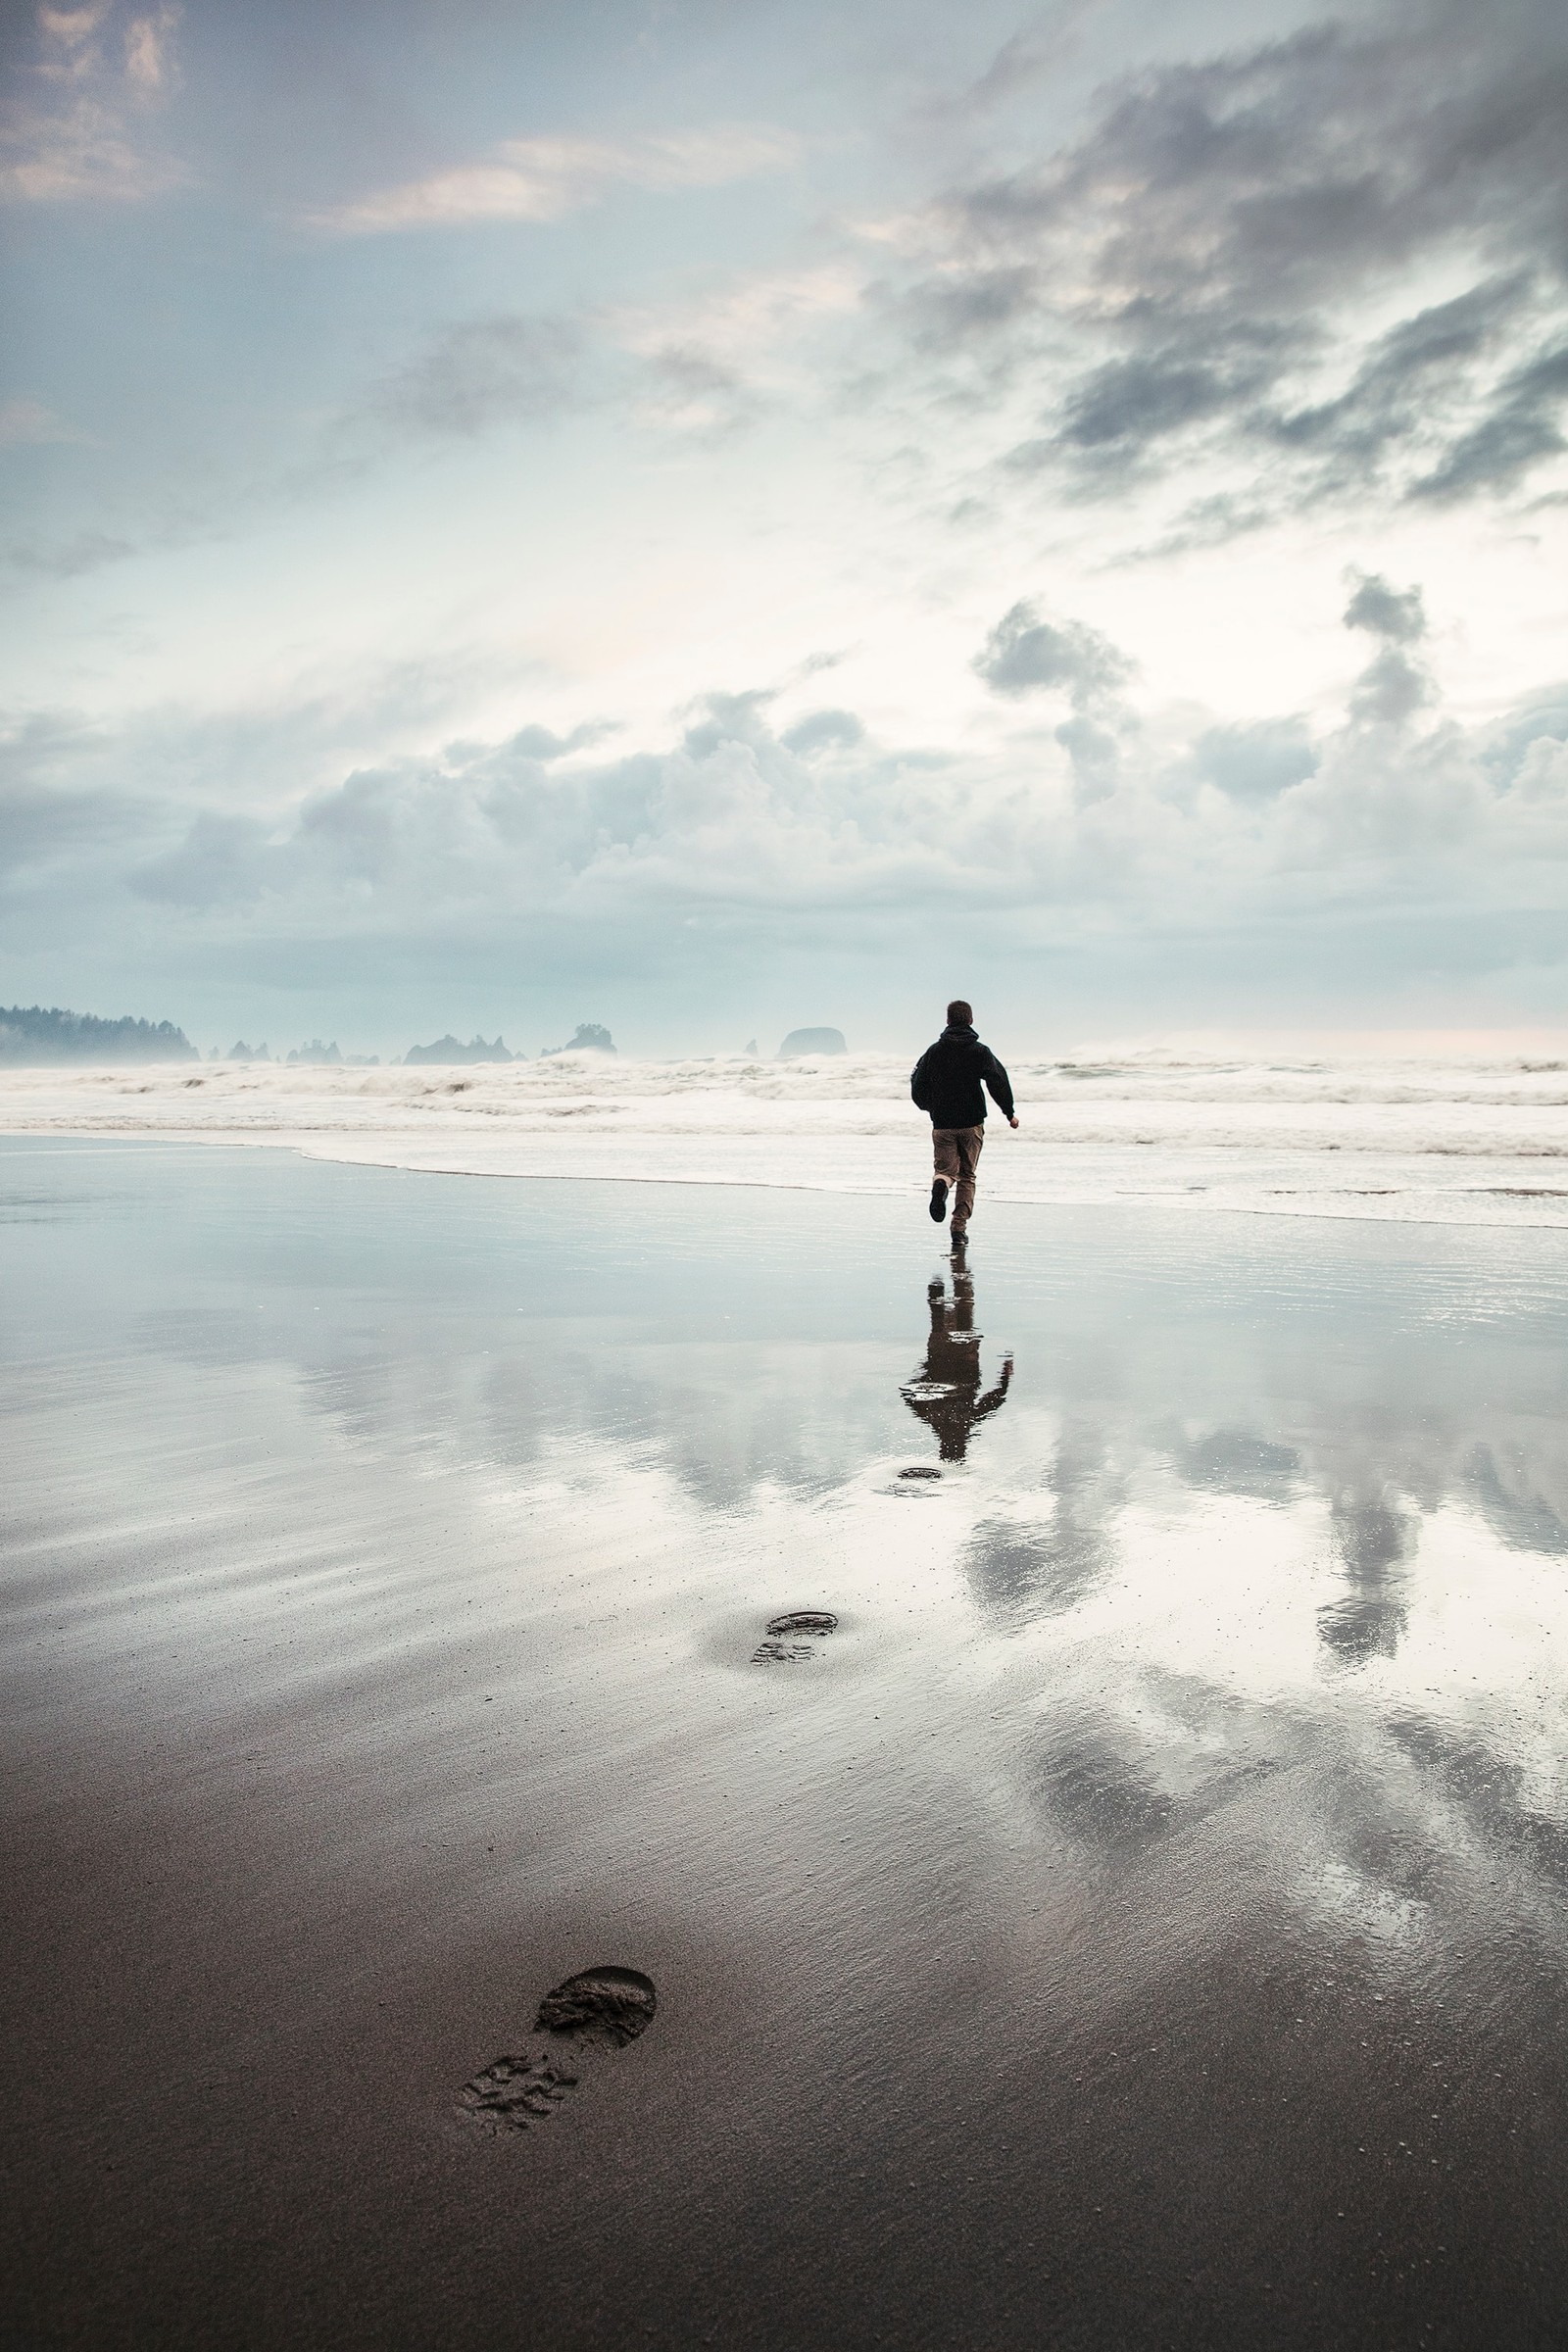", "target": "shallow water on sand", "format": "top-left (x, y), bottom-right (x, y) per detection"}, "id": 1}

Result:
top-left (5, 1141), bottom-right (1568, 2348)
